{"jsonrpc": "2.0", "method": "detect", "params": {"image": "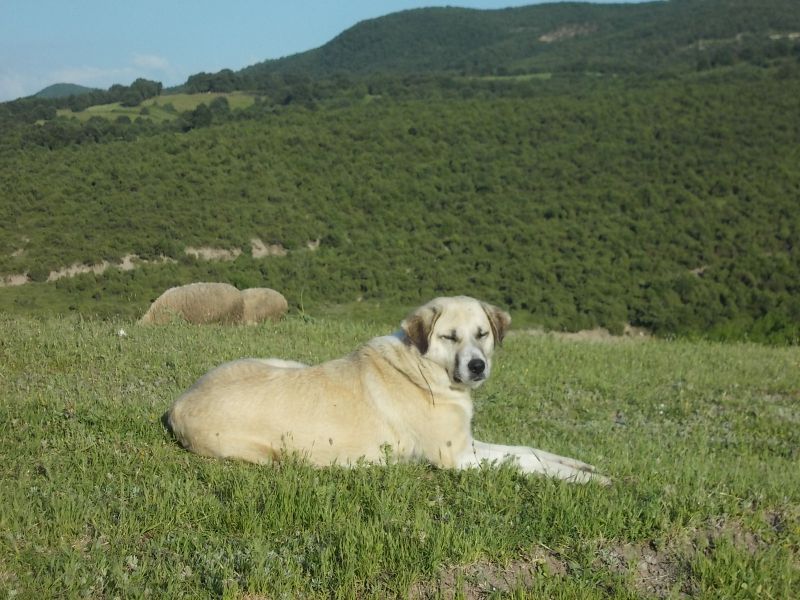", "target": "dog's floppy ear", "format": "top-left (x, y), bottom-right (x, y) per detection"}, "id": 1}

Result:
top-left (401, 304), bottom-right (439, 354)
top-left (481, 302), bottom-right (511, 345)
